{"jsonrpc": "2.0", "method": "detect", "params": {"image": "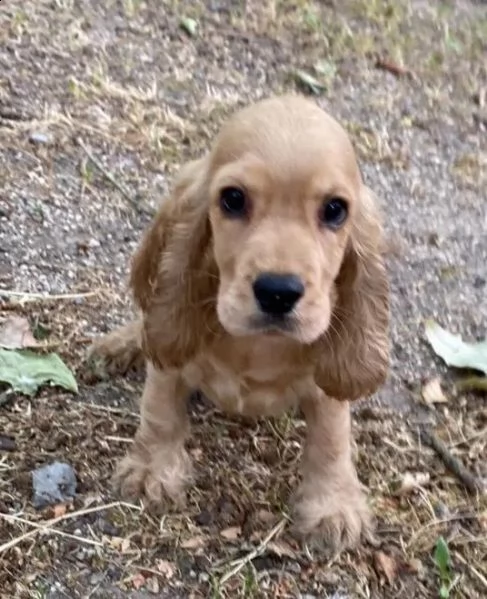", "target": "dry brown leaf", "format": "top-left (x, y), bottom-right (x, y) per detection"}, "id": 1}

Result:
top-left (421, 377), bottom-right (448, 405)
top-left (479, 509), bottom-right (487, 531)
top-left (220, 526), bottom-right (242, 541)
top-left (395, 471), bottom-right (430, 496)
top-left (156, 559), bottom-right (175, 579)
top-left (145, 577), bottom-right (160, 594)
top-left (403, 557), bottom-right (424, 575)
top-left (267, 540), bottom-right (297, 559)
top-left (0, 316), bottom-right (40, 349)
top-left (106, 536), bottom-right (131, 552)
top-left (373, 550), bottom-right (398, 585)
top-left (375, 57), bottom-right (411, 77)
top-left (190, 448), bottom-right (203, 460)
top-left (131, 572), bottom-right (146, 590)
top-left (52, 503), bottom-right (67, 518)
top-left (256, 509), bottom-right (276, 525)
top-left (180, 536), bottom-right (206, 549)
